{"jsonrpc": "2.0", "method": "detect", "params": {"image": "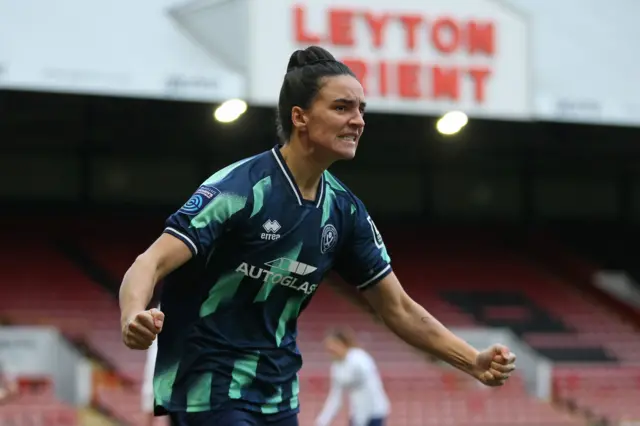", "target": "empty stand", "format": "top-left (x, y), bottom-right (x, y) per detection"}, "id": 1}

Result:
top-left (296, 372), bottom-right (582, 426)
top-left (385, 229), bottom-right (640, 364)
top-left (555, 365), bottom-right (640, 423)
top-left (95, 385), bottom-right (168, 426)
top-left (0, 380), bottom-right (78, 426)
top-left (0, 233), bottom-right (148, 383)
top-left (385, 228), bottom-right (640, 424)
top-left (0, 224), bottom-right (595, 425)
